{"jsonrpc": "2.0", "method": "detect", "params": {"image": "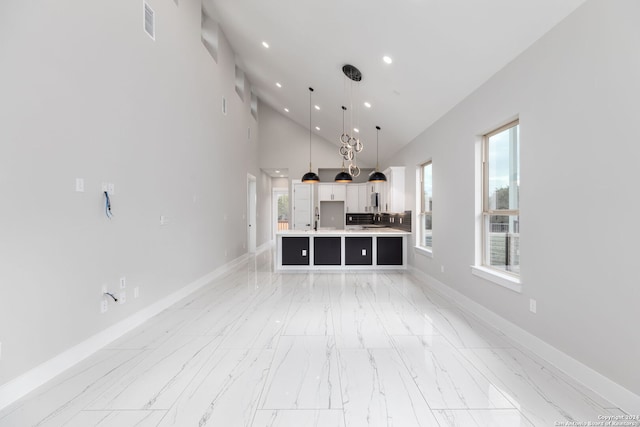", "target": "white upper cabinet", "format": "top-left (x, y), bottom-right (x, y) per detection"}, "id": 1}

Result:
top-left (318, 183), bottom-right (346, 201)
top-left (345, 183), bottom-right (367, 212)
top-left (383, 166), bottom-right (405, 213)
